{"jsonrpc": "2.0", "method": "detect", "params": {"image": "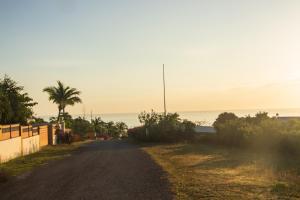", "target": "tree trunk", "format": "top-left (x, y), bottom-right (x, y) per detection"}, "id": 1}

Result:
top-left (62, 107), bottom-right (65, 121)
top-left (57, 108), bottom-right (61, 123)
